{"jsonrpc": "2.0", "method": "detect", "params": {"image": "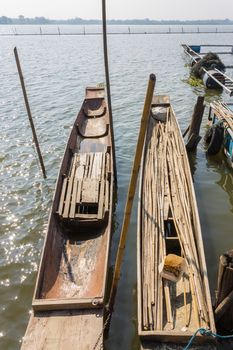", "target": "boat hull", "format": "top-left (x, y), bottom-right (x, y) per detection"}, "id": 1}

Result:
top-left (21, 87), bottom-right (115, 349)
top-left (137, 96), bottom-right (215, 345)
